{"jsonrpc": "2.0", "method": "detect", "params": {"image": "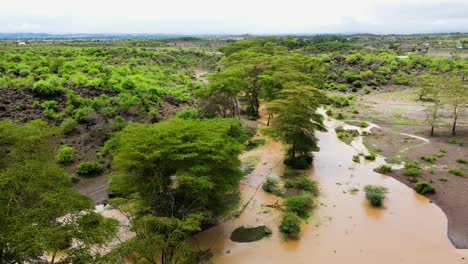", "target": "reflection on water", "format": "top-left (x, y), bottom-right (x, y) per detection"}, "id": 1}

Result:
top-left (195, 111), bottom-right (468, 264)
